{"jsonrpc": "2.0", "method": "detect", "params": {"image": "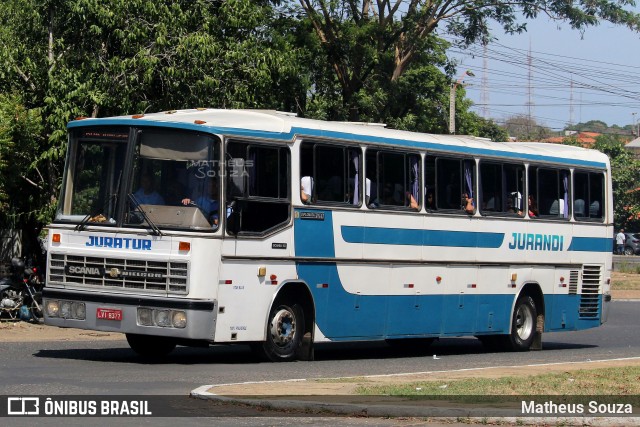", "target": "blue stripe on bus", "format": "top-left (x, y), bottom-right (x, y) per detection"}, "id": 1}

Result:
top-left (567, 237), bottom-right (613, 252)
top-left (68, 119), bottom-right (608, 168)
top-left (293, 208), bottom-right (601, 340)
top-left (341, 225), bottom-right (505, 248)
